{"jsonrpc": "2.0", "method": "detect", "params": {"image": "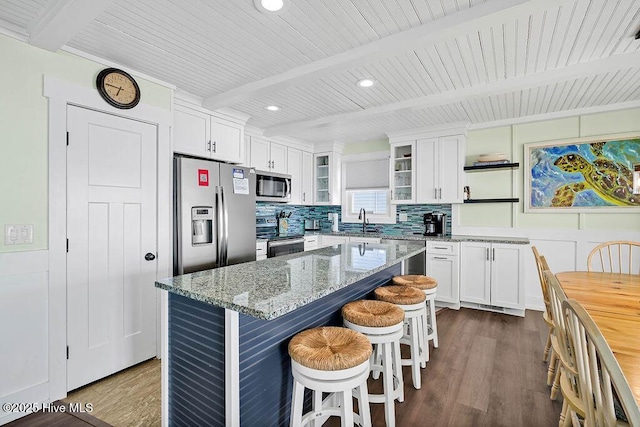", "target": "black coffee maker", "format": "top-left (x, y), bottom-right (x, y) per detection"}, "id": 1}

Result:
top-left (423, 212), bottom-right (447, 236)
